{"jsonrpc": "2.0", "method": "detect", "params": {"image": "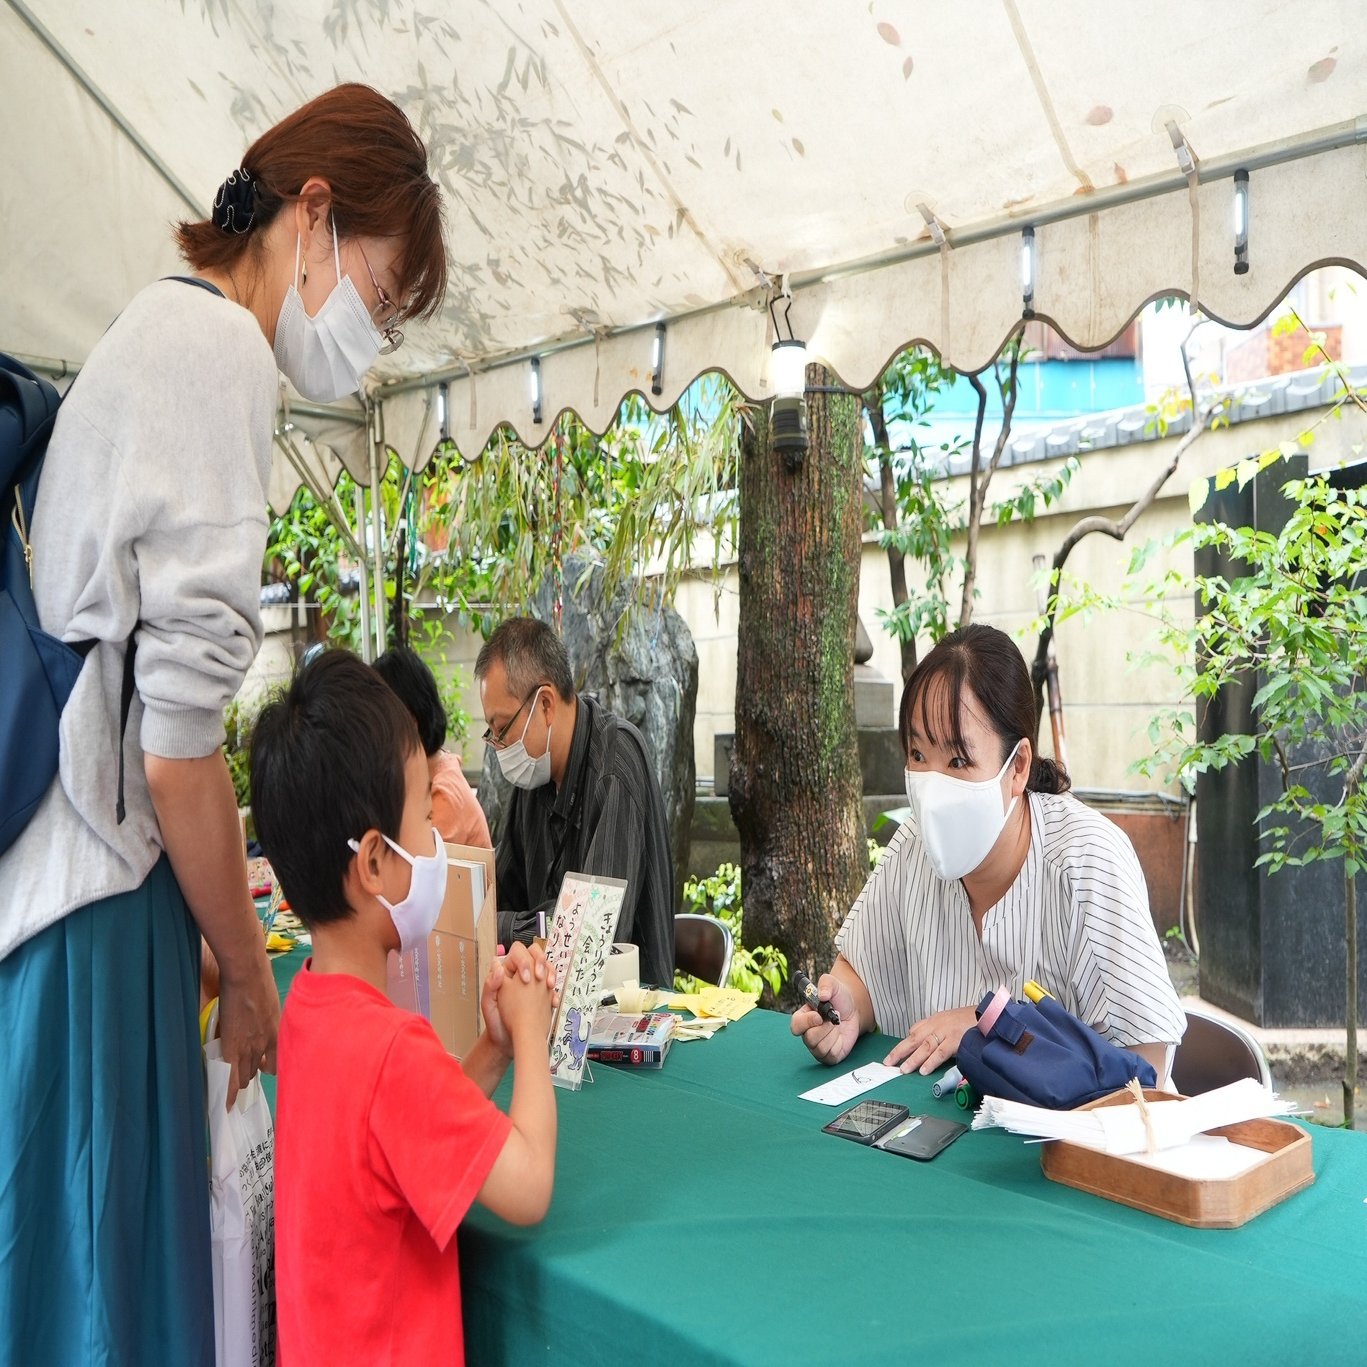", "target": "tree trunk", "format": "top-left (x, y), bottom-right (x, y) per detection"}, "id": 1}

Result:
top-left (863, 391), bottom-right (917, 683)
top-left (959, 337), bottom-right (1023, 629)
top-left (731, 371), bottom-right (868, 1003)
